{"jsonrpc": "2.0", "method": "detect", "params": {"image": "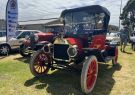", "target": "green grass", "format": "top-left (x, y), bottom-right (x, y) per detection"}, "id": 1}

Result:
top-left (0, 46), bottom-right (135, 95)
